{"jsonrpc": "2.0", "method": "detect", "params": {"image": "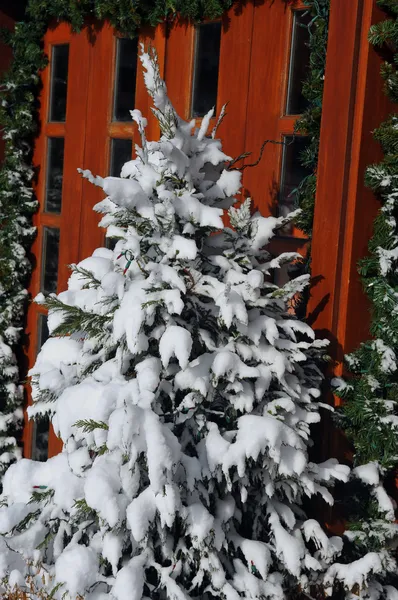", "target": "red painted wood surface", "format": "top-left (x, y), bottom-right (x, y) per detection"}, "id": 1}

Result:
top-left (310, 0), bottom-right (393, 408)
